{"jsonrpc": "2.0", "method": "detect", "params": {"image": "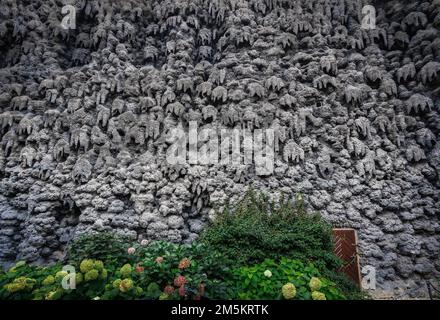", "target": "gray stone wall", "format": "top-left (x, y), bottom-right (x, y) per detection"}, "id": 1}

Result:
top-left (0, 0), bottom-right (439, 298)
